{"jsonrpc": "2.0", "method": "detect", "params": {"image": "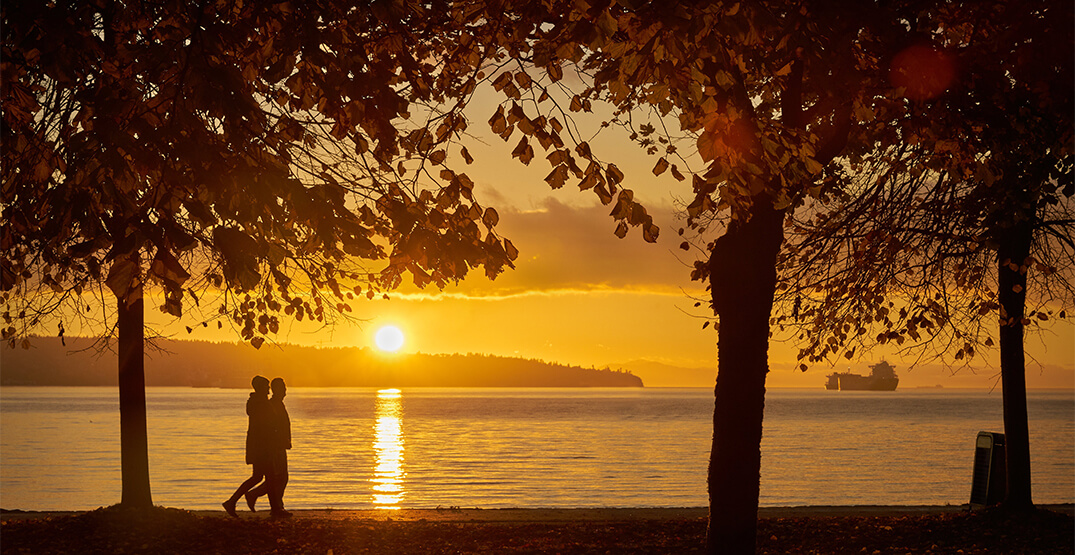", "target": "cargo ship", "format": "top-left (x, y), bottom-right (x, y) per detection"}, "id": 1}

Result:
top-left (824, 360), bottom-right (899, 391)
